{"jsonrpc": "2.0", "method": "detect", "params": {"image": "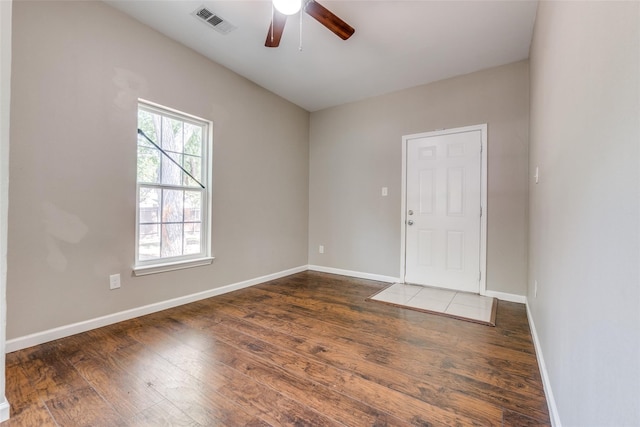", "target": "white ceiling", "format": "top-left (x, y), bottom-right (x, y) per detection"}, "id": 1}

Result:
top-left (105, 0), bottom-right (538, 112)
